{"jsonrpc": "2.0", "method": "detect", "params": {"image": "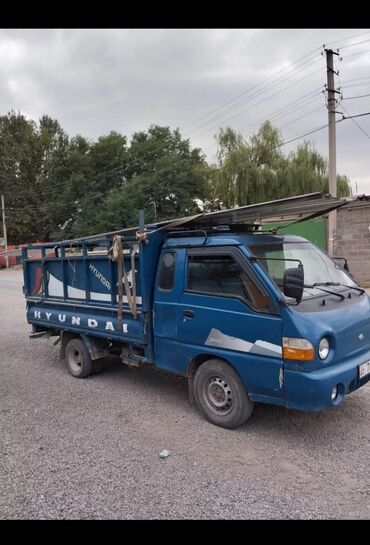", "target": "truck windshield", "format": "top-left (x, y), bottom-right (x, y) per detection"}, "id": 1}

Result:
top-left (248, 241), bottom-right (357, 300)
